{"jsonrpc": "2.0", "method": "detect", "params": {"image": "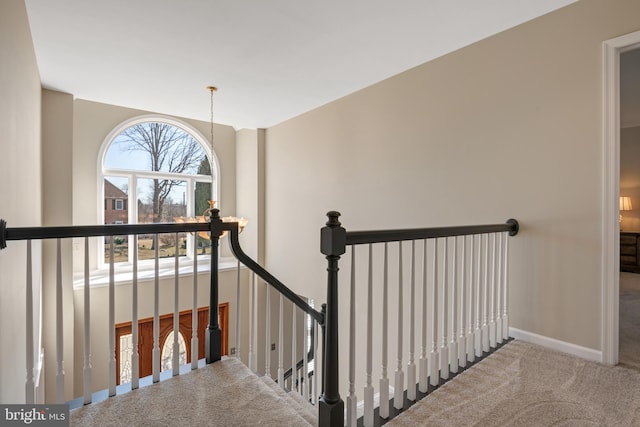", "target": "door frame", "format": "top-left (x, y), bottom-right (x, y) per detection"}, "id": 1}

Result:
top-left (602, 30), bottom-right (640, 365)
